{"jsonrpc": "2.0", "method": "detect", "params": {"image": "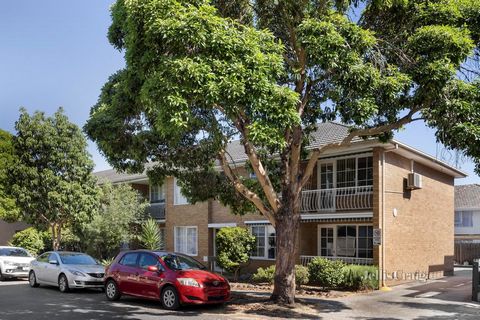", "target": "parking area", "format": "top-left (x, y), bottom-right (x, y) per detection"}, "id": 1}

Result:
top-left (0, 268), bottom-right (479, 320)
